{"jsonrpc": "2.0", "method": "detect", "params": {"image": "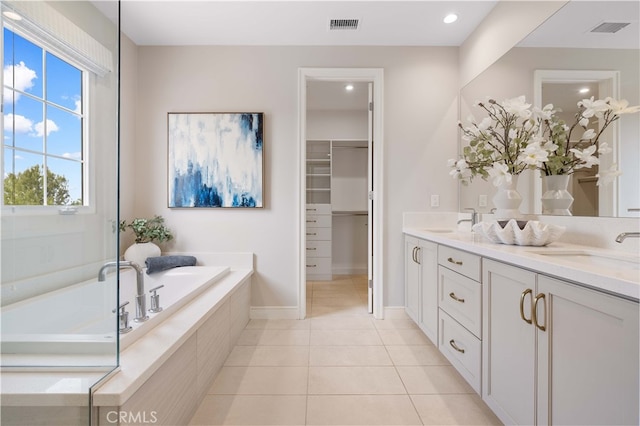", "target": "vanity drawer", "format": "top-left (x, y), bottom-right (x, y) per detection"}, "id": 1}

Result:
top-left (306, 214), bottom-right (332, 228)
top-left (306, 227), bottom-right (331, 241)
top-left (438, 245), bottom-right (481, 281)
top-left (306, 257), bottom-right (331, 275)
top-left (306, 204), bottom-right (331, 215)
top-left (439, 309), bottom-right (481, 394)
top-left (438, 266), bottom-right (481, 338)
top-left (306, 240), bottom-right (331, 257)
